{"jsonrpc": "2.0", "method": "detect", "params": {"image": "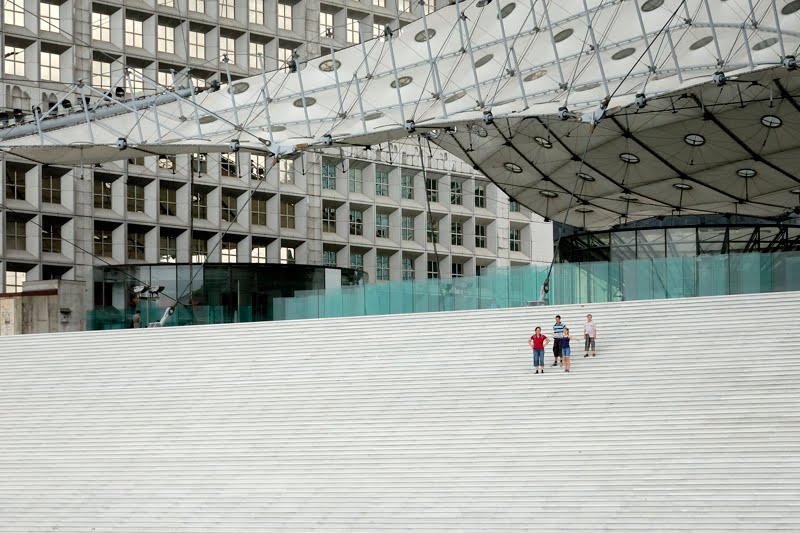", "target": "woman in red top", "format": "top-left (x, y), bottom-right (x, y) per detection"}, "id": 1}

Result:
top-left (528, 327), bottom-right (550, 374)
